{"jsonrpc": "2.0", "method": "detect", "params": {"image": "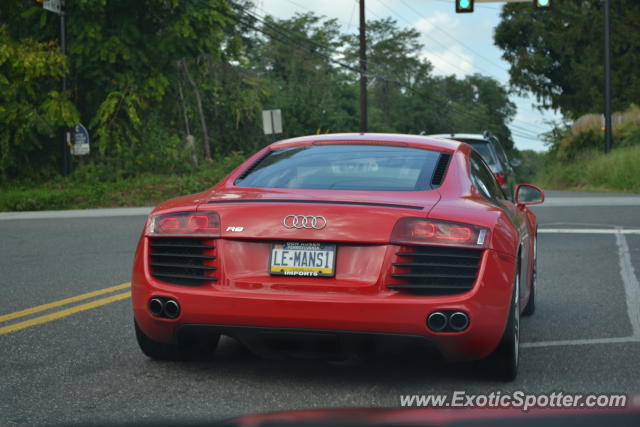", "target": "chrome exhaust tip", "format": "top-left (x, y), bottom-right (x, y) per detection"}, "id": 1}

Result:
top-left (164, 299), bottom-right (181, 319)
top-left (149, 298), bottom-right (165, 317)
top-left (449, 311), bottom-right (470, 332)
top-left (427, 311), bottom-right (448, 332)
